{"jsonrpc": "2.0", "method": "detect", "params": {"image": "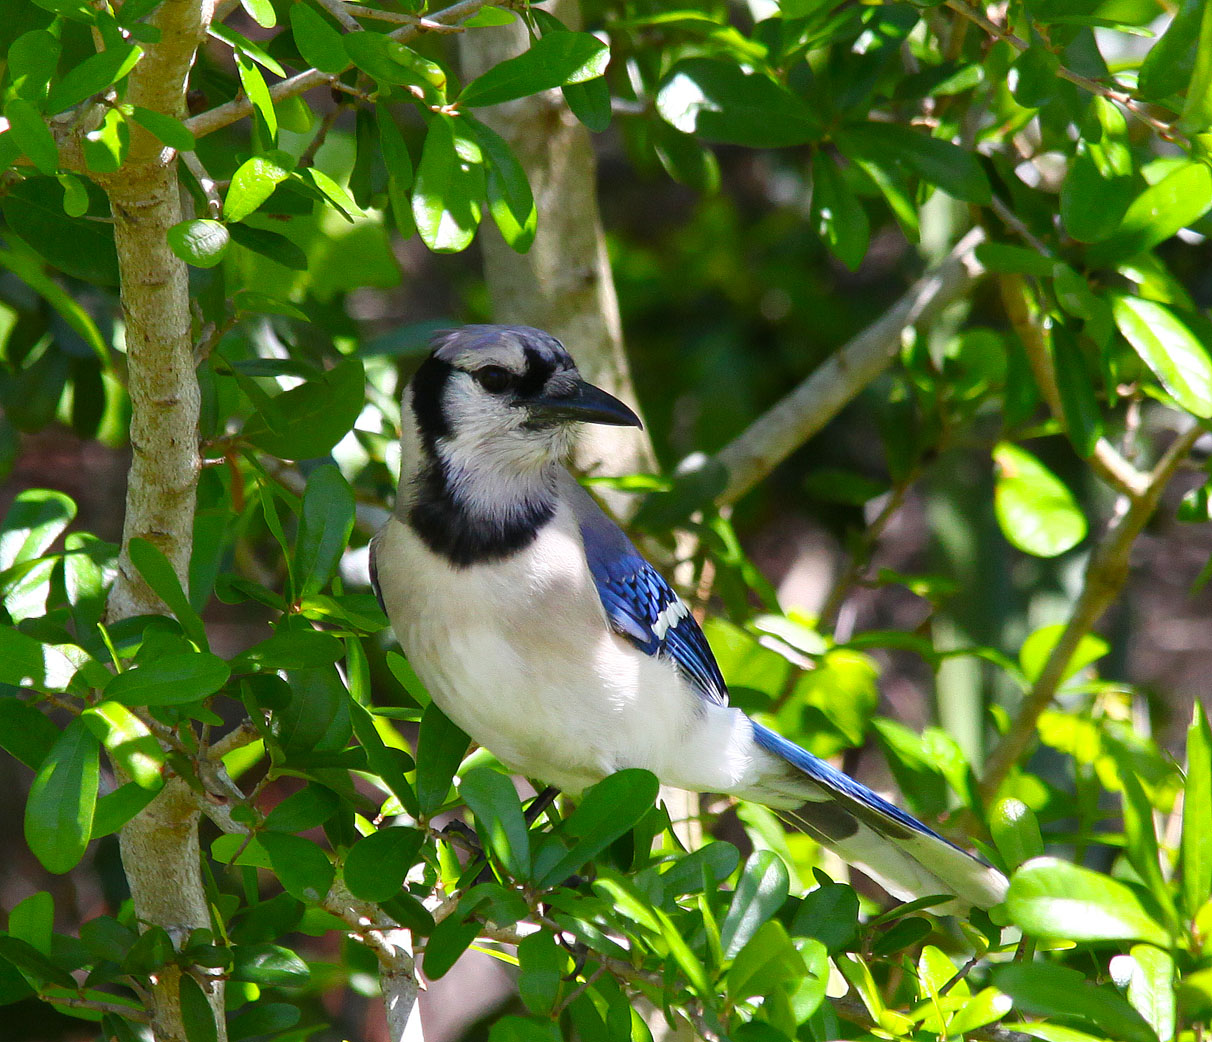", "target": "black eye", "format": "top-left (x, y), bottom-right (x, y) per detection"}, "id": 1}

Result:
top-left (474, 365), bottom-right (515, 394)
